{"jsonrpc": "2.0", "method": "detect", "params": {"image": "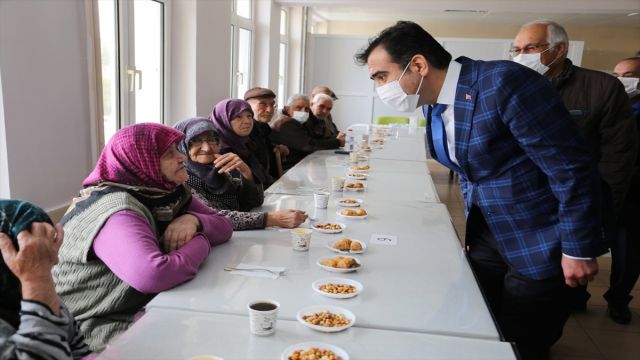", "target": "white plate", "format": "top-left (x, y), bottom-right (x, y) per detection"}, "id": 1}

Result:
top-left (336, 209), bottom-right (368, 220)
top-left (327, 239), bottom-right (367, 254)
top-left (343, 182), bottom-right (366, 192)
top-left (336, 198), bottom-right (363, 207)
top-left (317, 256), bottom-right (362, 273)
top-left (296, 305), bottom-right (356, 333)
top-left (349, 165), bottom-right (370, 172)
top-left (312, 278), bottom-right (364, 299)
top-left (311, 222), bottom-right (347, 234)
top-left (346, 173), bottom-right (369, 180)
top-left (281, 342), bottom-right (350, 360)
